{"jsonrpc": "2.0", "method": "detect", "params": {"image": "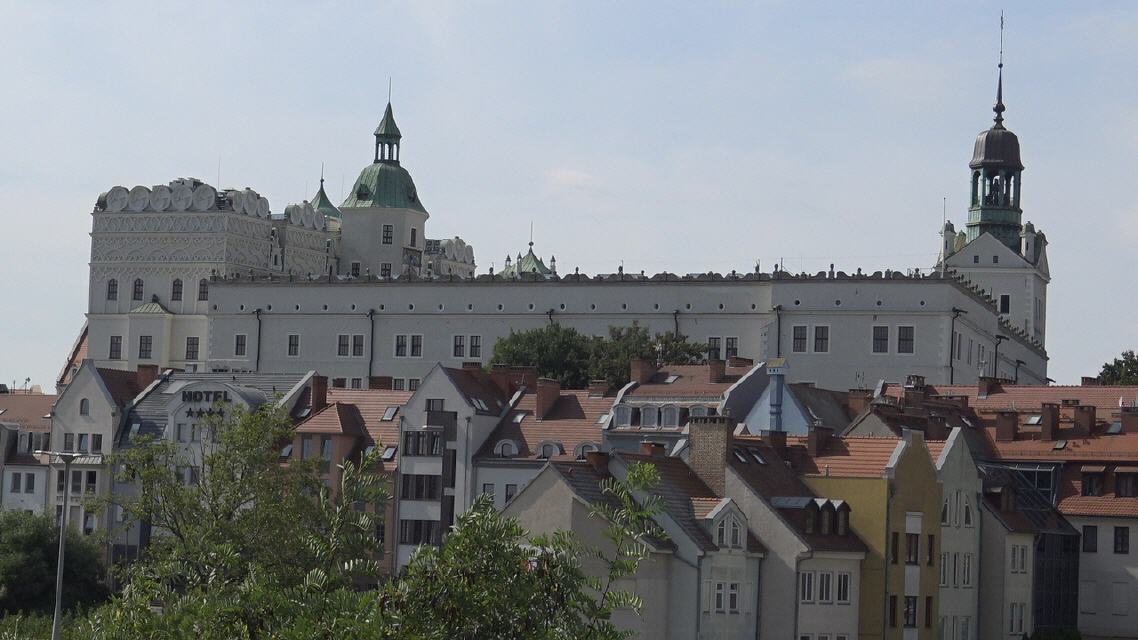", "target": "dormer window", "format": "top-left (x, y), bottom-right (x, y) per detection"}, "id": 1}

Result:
top-left (1119, 472), bottom-right (1138, 498)
top-left (576, 443), bottom-right (599, 460)
top-left (691, 406), bottom-right (708, 418)
top-left (820, 506), bottom-right (834, 535)
top-left (805, 503), bottom-right (818, 534)
top-left (1082, 468), bottom-right (1105, 497)
top-left (641, 406), bottom-right (658, 428)
top-left (537, 442), bottom-right (561, 459)
top-left (495, 440), bottom-right (518, 458)
top-left (716, 516), bottom-right (743, 549)
top-left (613, 405), bottom-right (633, 427)
top-left (836, 505), bottom-right (850, 535)
top-left (660, 406), bottom-right (679, 427)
